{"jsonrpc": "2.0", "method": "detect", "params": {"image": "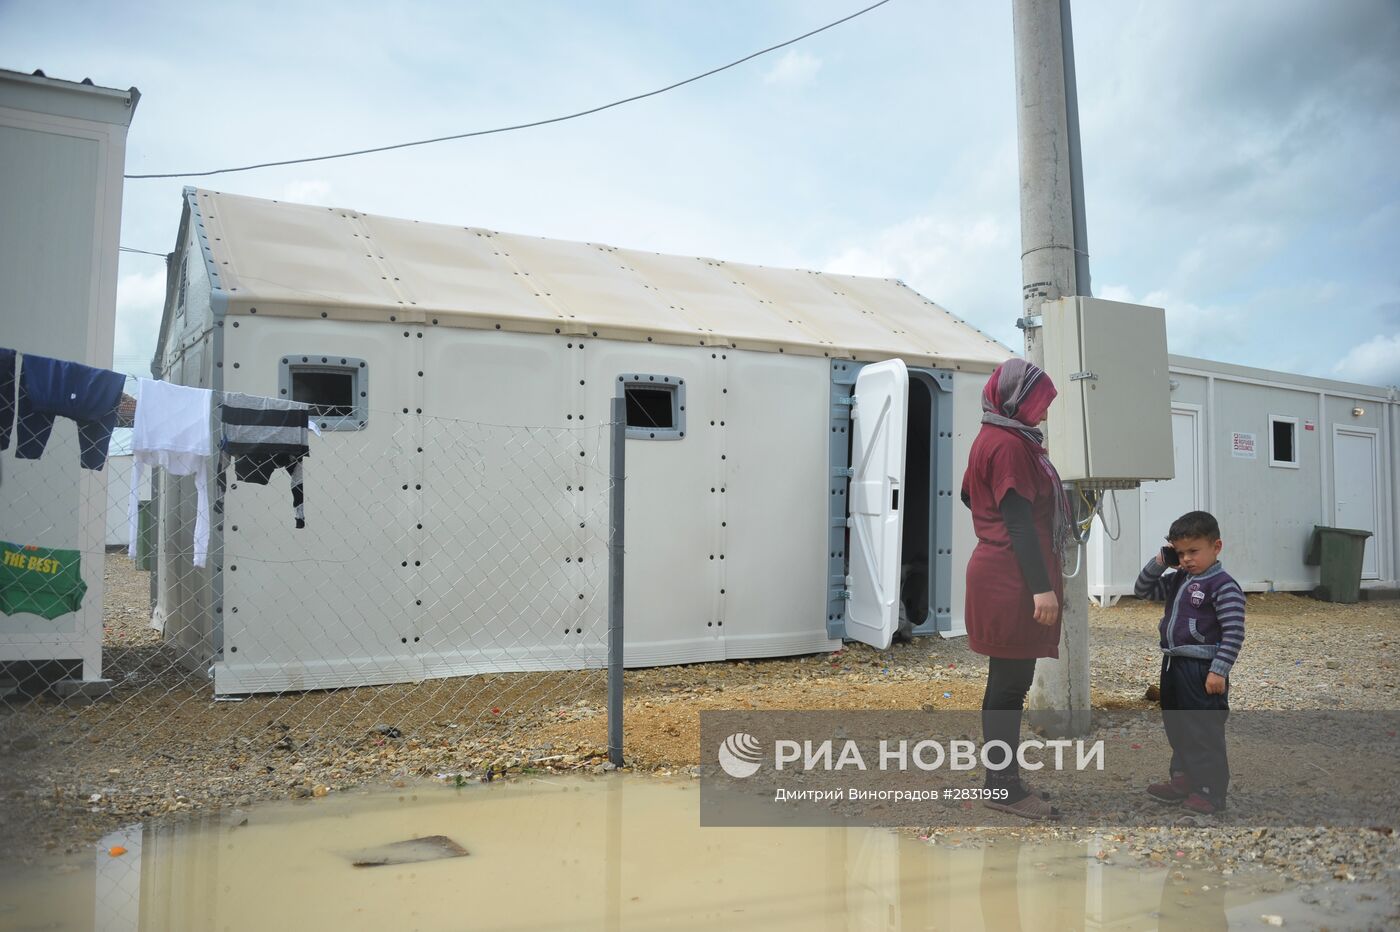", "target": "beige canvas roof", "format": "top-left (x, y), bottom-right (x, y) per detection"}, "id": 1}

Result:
top-left (192, 188), bottom-right (1011, 371)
